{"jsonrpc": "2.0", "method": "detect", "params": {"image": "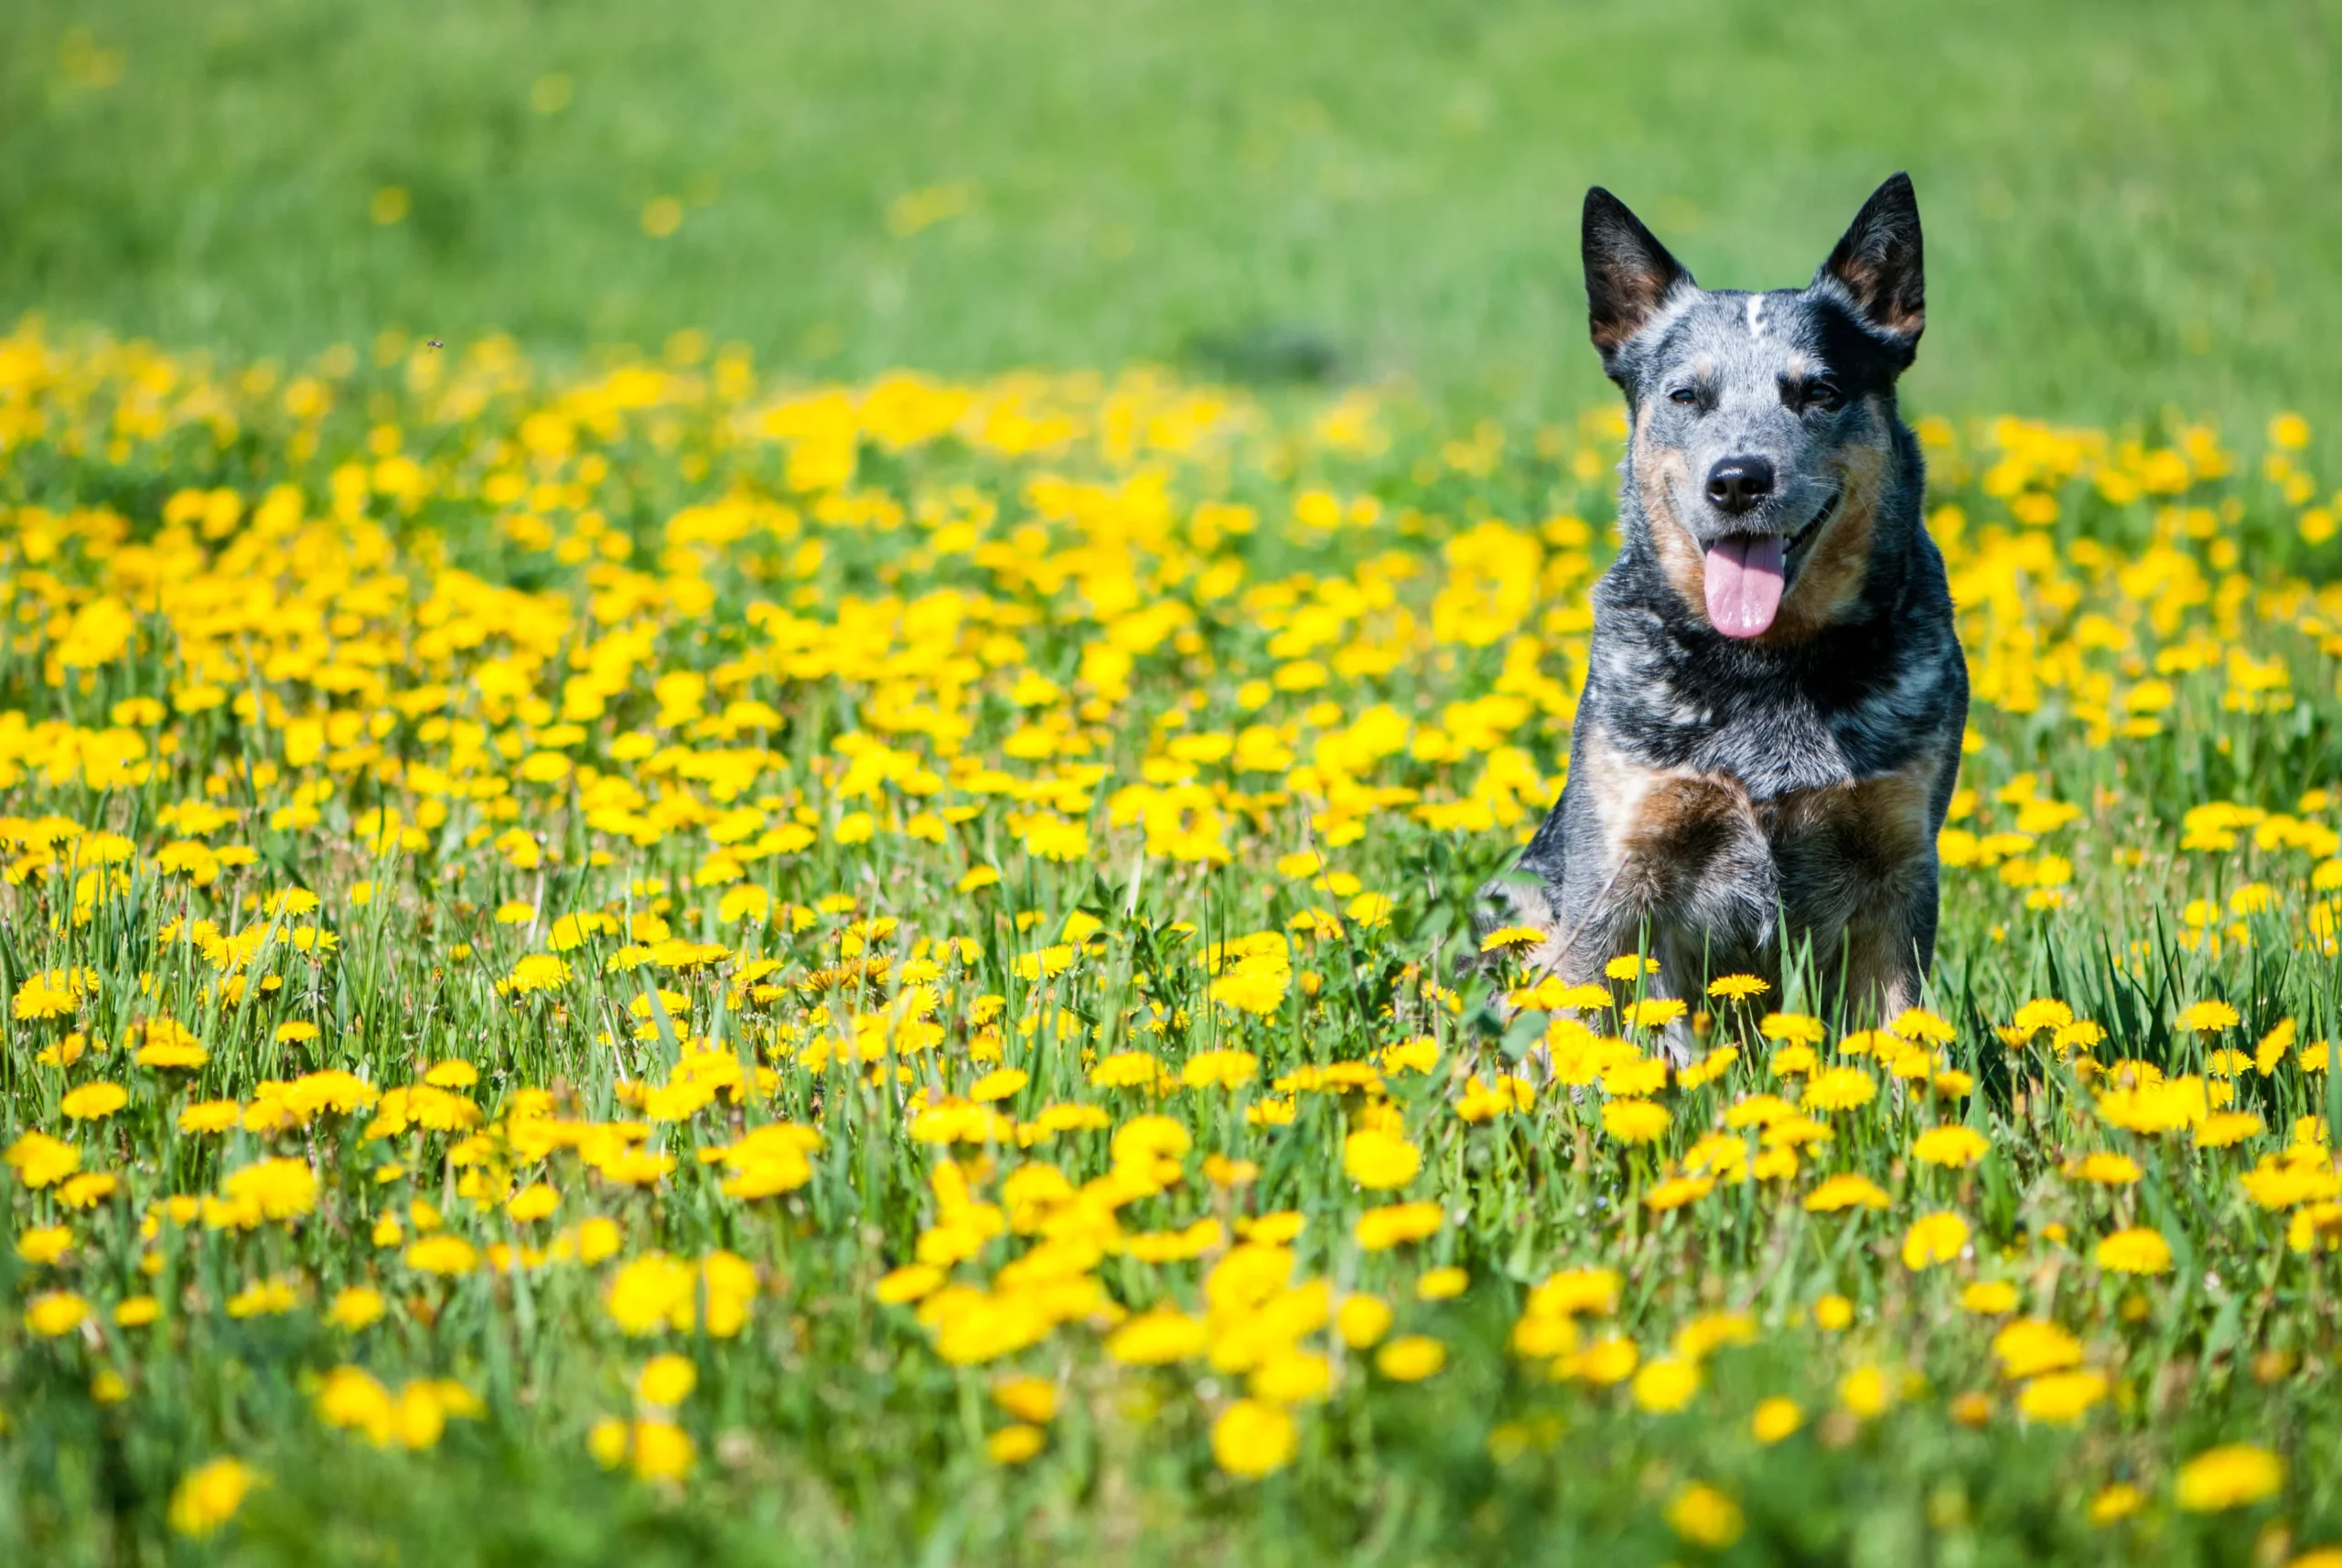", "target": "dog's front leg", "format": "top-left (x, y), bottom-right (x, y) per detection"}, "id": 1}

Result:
top-left (1834, 853), bottom-right (1937, 1026)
